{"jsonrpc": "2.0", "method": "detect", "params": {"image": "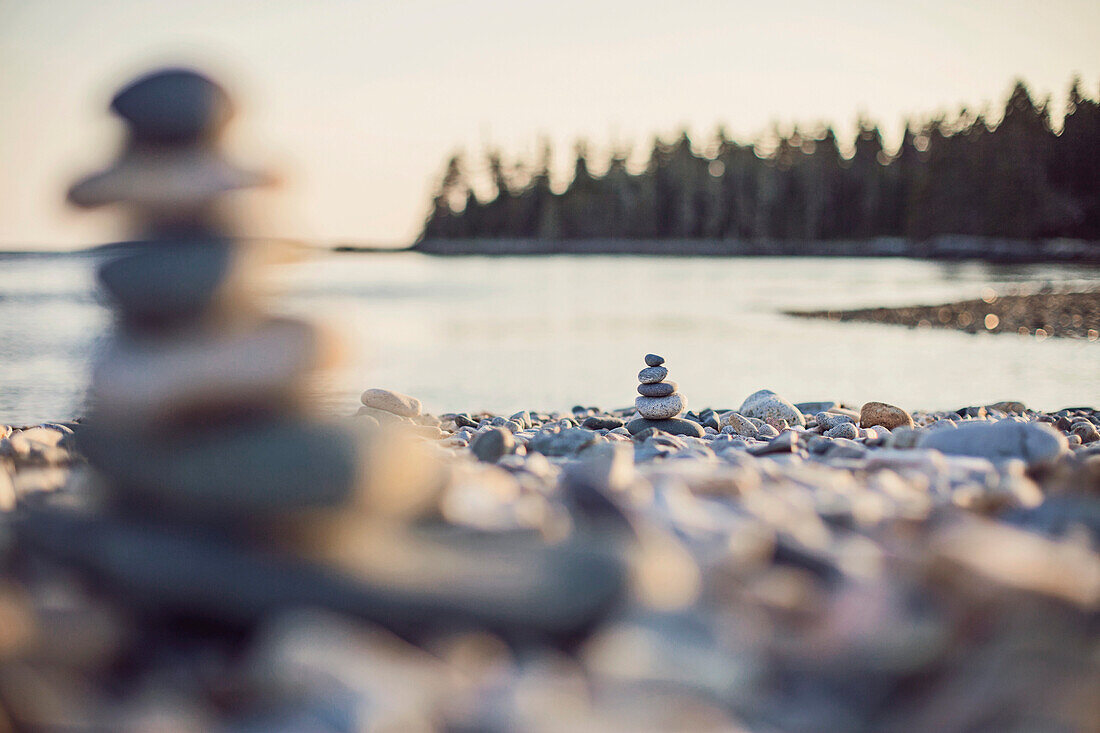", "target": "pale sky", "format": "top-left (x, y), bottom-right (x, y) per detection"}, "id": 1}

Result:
top-left (1, 0), bottom-right (1098, 248)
